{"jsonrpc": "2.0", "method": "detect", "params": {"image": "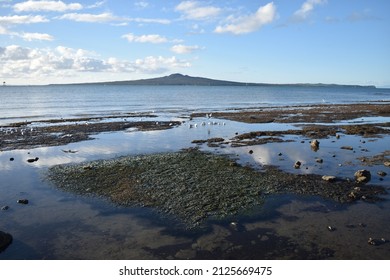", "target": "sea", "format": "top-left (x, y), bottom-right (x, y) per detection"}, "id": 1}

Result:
top-left (1, 84), bottom-right (390, 260)
top-left (1, 84), bottom-right (390, 125)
